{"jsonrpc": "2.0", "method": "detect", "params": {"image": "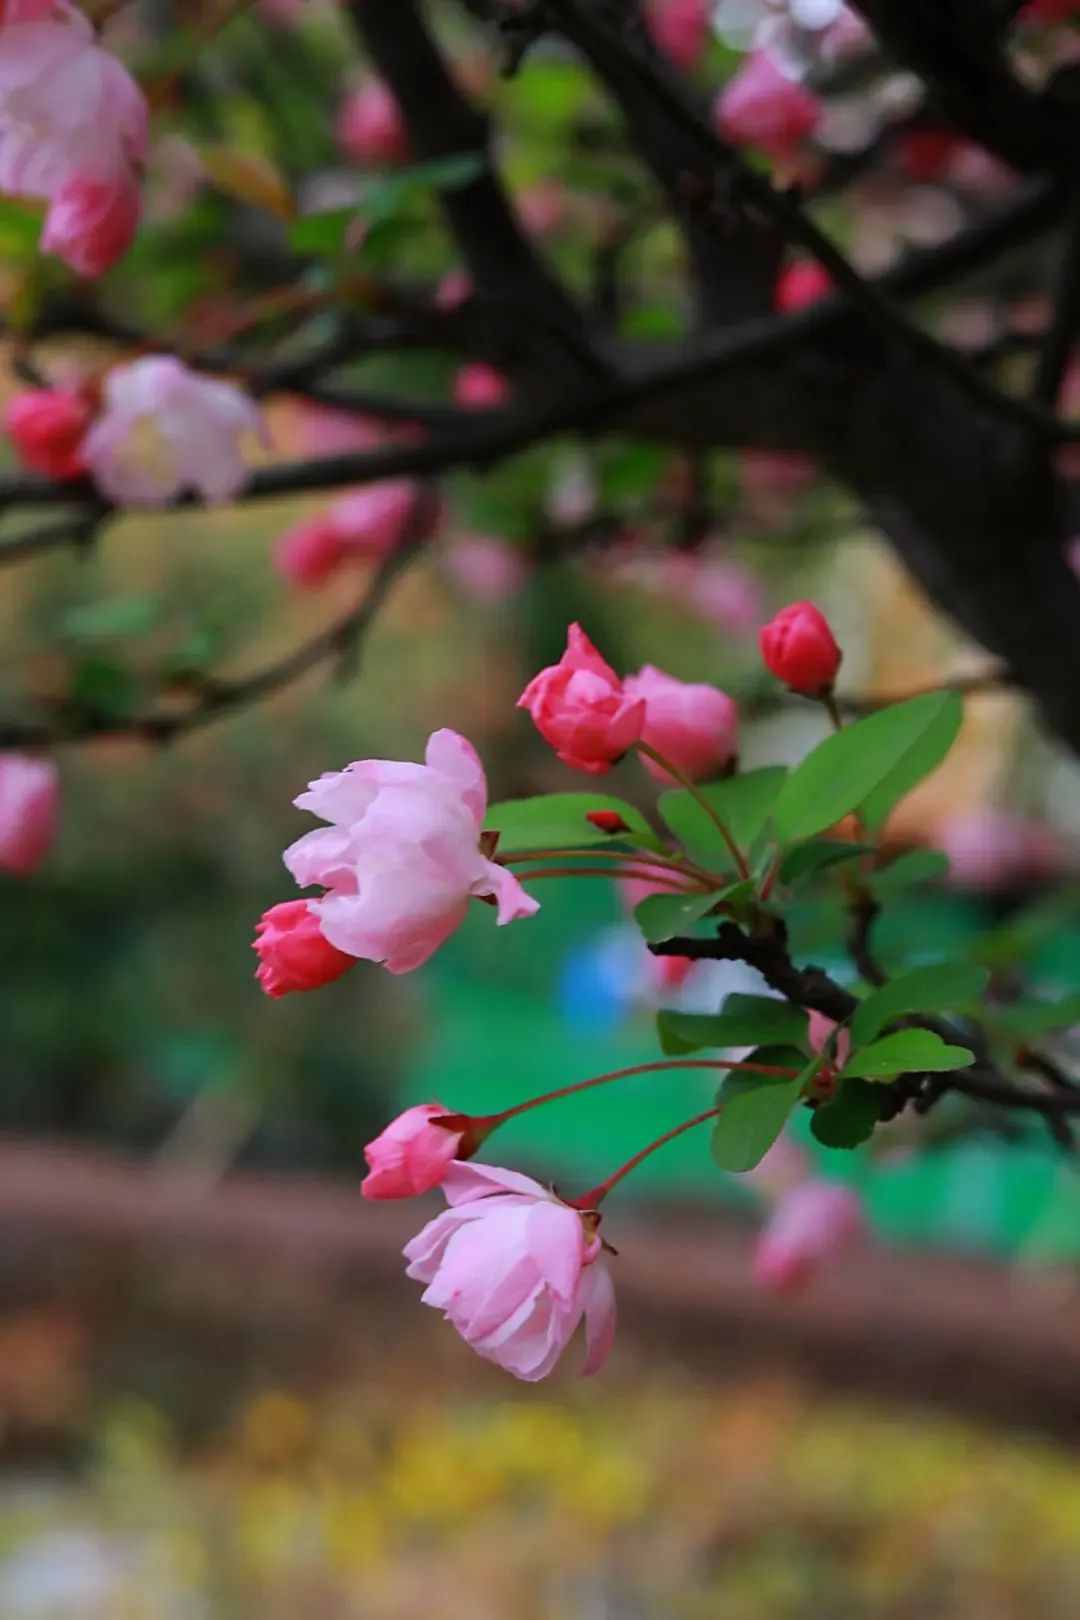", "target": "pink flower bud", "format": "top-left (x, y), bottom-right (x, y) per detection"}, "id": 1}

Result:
top-left (645, 0), bottom-right (710, 69)
top-left (775, 258), bottom-right (833, 313)
top-left (336, 80), bottom-right (409, 165)
top-left (753, 1180), bottom-right (865, 1292)
top-left (362, 1103), bottom-right (468, 1199)
top-left (453, 362), bottom-right (511, 410)
top-left (41, 171), bottom-right (140, 278)
top-left (517, 623), bottom-right (646, 774)
top-left (253, 899), bottom-right (356, 997)
top-left (330, 479), bottom-right (430, 561)
top-left (623, 665), bottom-right (738, 782)
top-left (760, 600), bottom-right (842, 695)
top-left (404, 1162), bottom-right (616, 1379)
top-left (714, 52), bottom-right (822, 164)
top-left (274, 517), bottom-right (349, 589)
top-left (0, 754), bottom-right (59, 875)
top-left (3, 388), bottom-right (90, 479)
top-left (436, 268), bottom-right (472, 310)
